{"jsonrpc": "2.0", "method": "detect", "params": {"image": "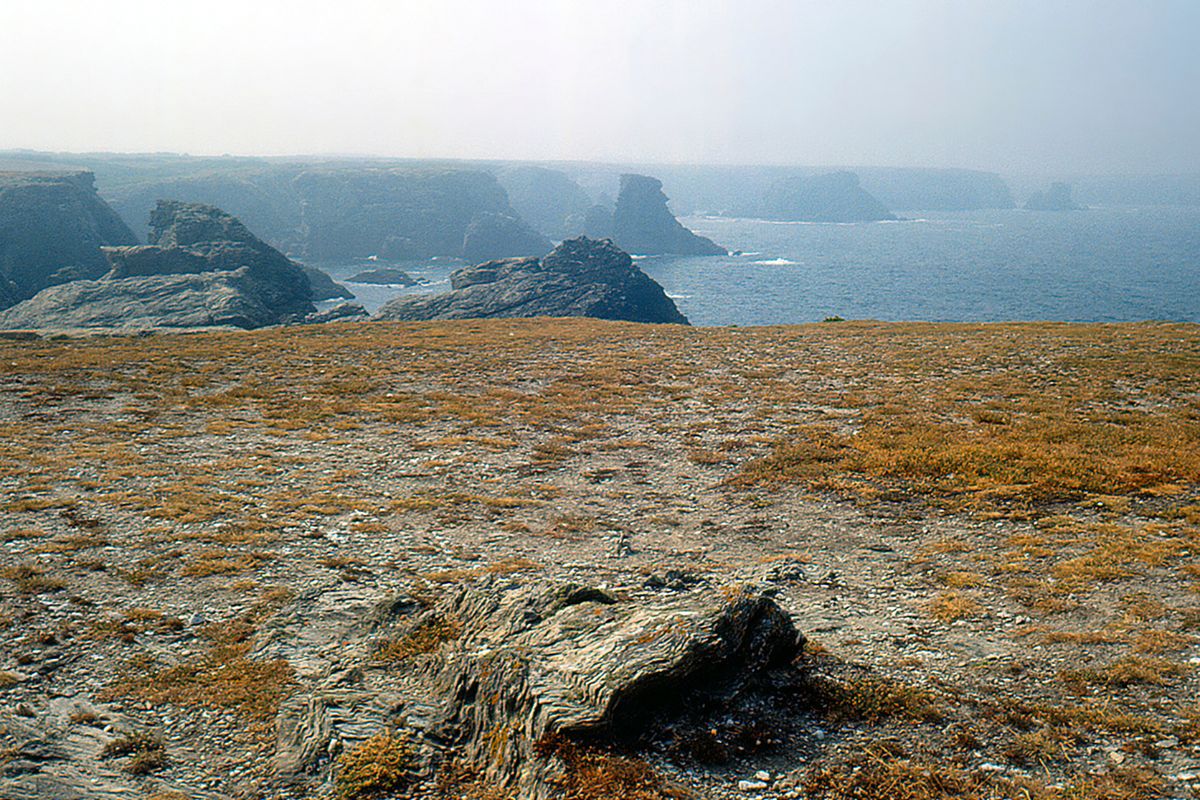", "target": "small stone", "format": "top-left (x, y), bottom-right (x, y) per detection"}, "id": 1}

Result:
top-left (754, 770), bottom-right (771, 782)
top-left (738, 779), bottom-right (769, 791)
